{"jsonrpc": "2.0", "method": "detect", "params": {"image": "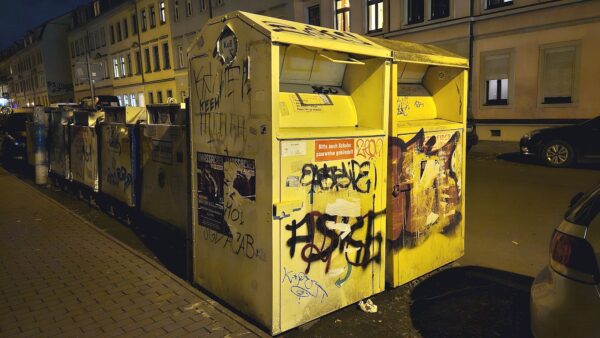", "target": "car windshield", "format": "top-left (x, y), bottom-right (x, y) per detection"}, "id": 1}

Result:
top-left (566, 185), bottom-right (600, 226)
